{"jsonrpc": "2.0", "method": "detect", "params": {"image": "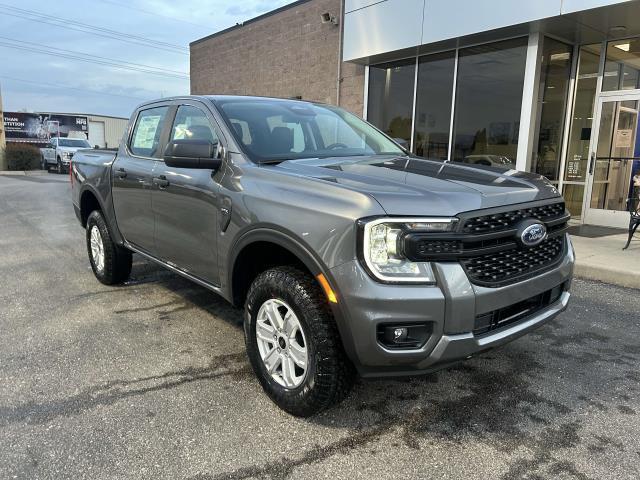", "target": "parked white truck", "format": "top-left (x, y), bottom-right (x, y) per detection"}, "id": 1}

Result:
top-left (40, 137), bottom-right (92, 173)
